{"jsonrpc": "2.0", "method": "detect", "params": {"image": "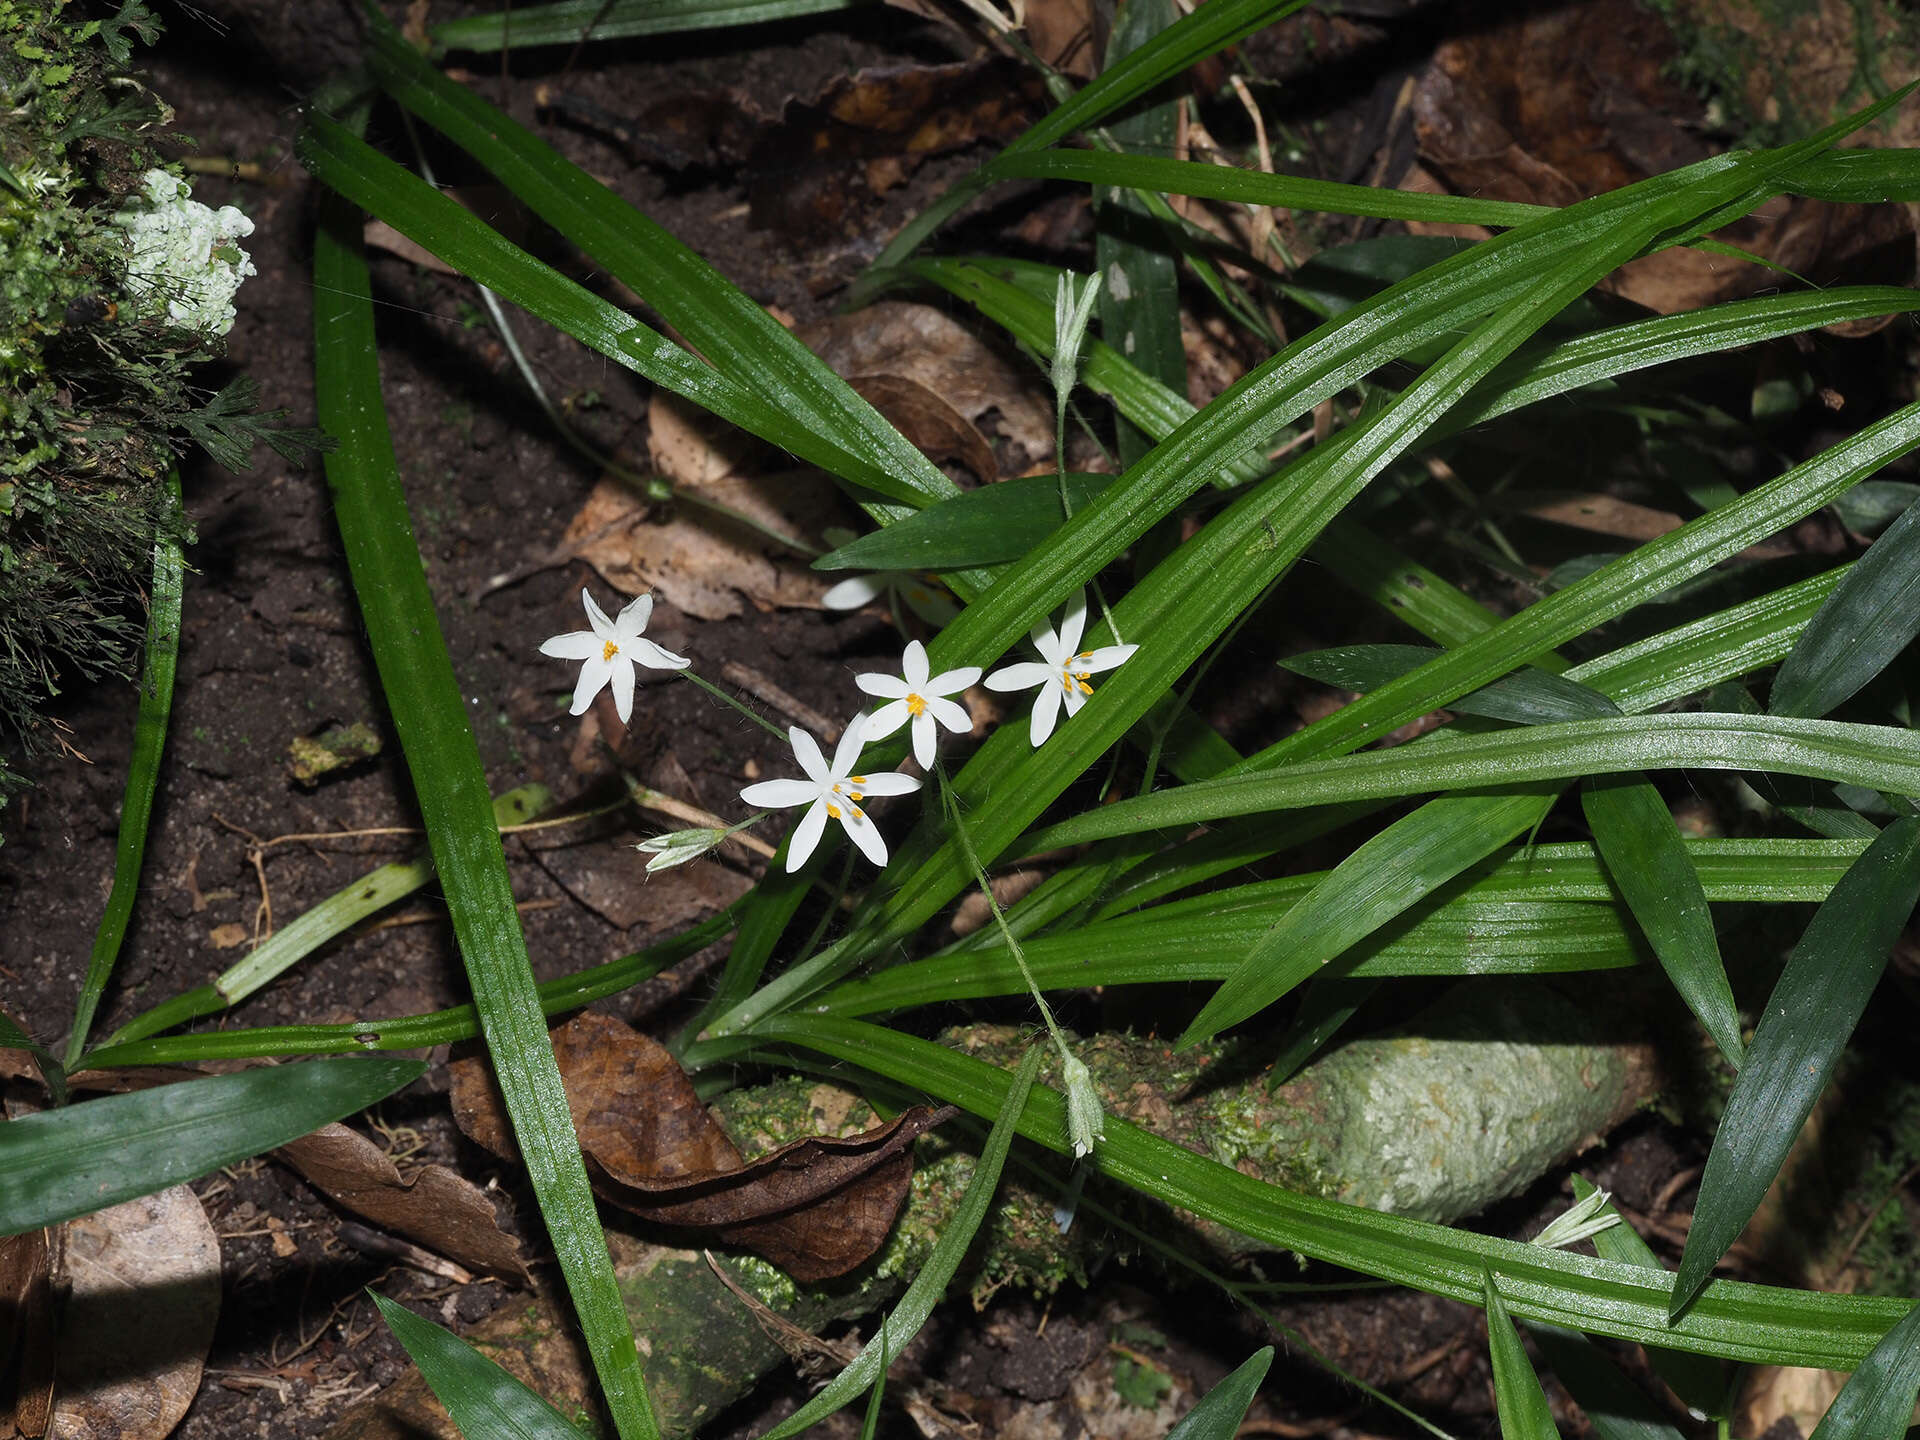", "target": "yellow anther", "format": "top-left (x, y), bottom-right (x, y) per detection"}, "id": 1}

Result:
top-left (1077, 678), bottom-right (1093, 695)
top-left (850, 791), bottom-right (864, 802)
top-left (827, 803), bottom-right (842, 820)
top-left (601, 640), bottom-right (620, 662)
top-left (850, 775), bottom-right (867, 785)
top-left (906, 693), bottom-right (927, 717)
